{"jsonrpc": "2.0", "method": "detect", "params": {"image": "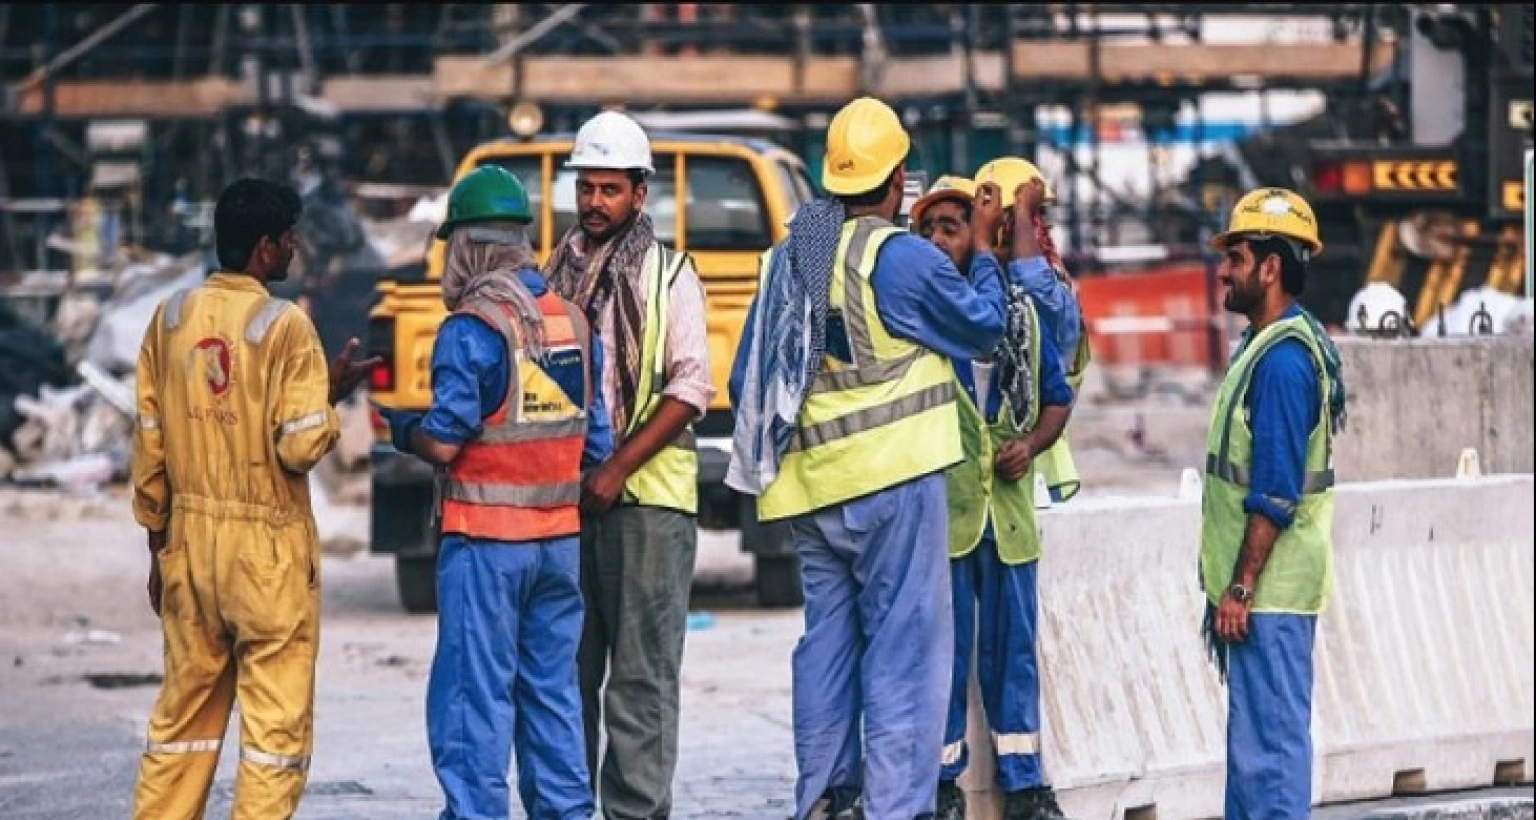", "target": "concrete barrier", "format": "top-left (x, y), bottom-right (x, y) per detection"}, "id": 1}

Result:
top-left (957, 474), bottom-right (1535, 820)
top-left (1333, 336), bottom-right (1534, 481)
